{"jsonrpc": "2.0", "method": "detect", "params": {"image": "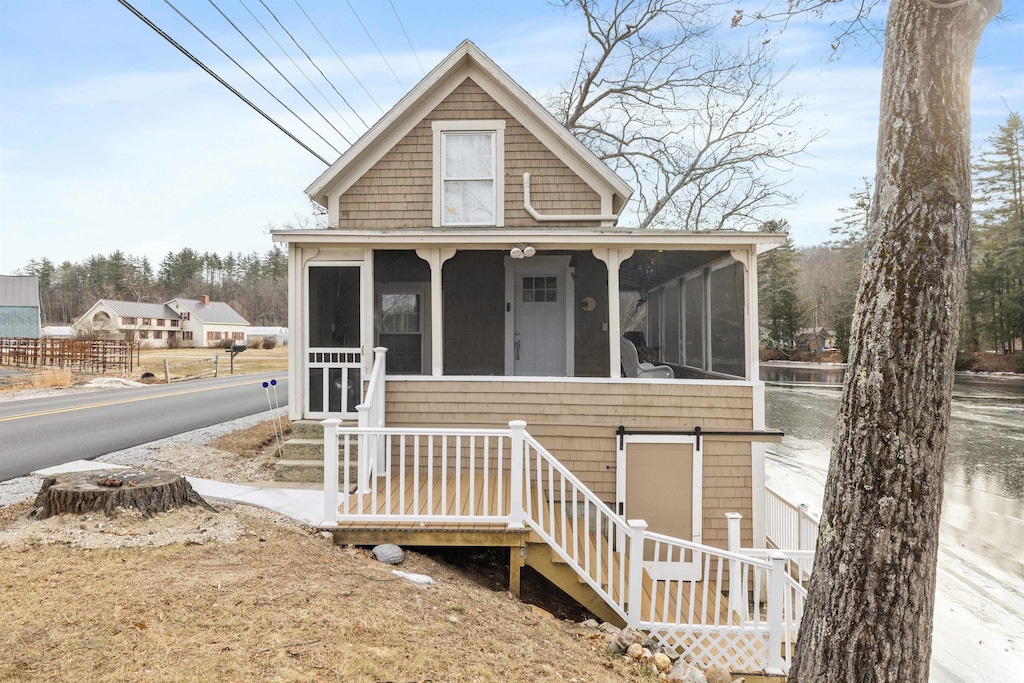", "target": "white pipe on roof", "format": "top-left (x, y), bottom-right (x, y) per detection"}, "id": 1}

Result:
top-left (522, 173), bottom-right (620, 223)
